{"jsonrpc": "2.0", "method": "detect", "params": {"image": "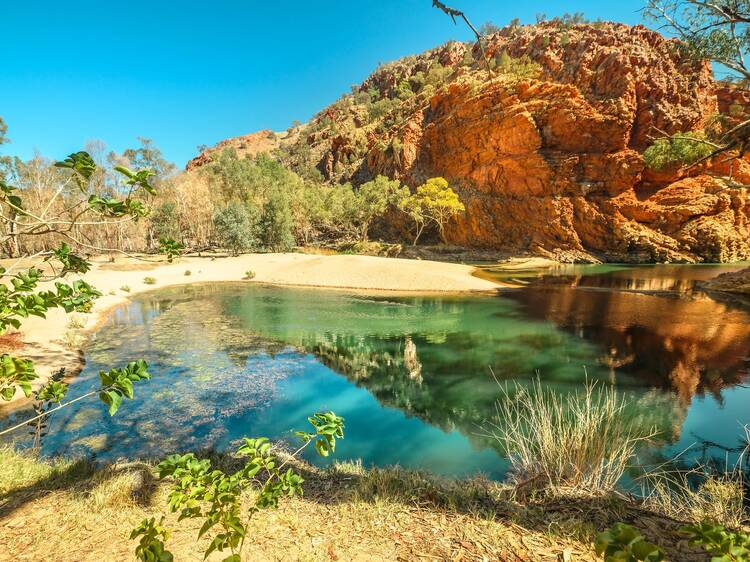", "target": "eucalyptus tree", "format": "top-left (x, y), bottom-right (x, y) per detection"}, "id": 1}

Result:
top-left (0, 148), bottom-right (159, 438)
top-left (645, 0), bottom-right (750, 164)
